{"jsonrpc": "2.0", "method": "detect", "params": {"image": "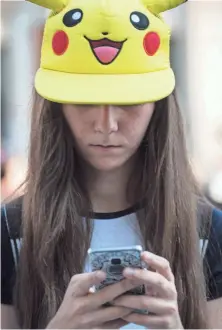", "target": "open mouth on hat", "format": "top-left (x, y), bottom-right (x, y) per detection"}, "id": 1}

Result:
top-left (84, 36), bottom-right (127, 65)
